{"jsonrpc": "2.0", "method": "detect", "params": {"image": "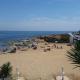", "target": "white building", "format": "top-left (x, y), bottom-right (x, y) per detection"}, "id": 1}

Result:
top-left (68, 33), bottom-right (80, 44)
top-left (74, 35), bottom-right (80, 40)
top-left (68, 33), bottom-right (74, 44)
